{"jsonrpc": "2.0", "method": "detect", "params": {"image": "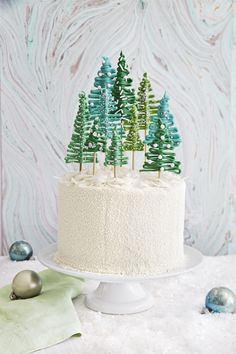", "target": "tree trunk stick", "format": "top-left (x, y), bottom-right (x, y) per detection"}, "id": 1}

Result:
top-left (132, 150), bottom-right (135, 170)
top-left (114, 165), bottom-right (117, 178)
top-left (79, 162), bottom-right (82, 172)
top-left (93, 152), bottom-right (96, 176)
top-left (158, 170), bottom-right (161, 179)
top-left (144, 128), bottom-right (147, 161)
